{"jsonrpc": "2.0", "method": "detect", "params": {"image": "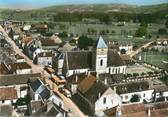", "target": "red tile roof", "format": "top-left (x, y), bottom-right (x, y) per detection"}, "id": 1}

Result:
top-left (0, 87), bottom-right (18, 100)
top-left (122, 103), bottom-right (145, 115)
